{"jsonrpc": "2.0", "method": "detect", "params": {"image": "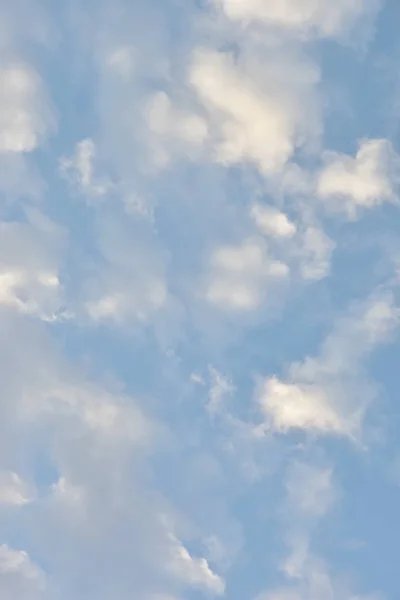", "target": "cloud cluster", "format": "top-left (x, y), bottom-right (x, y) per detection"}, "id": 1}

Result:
top-left (257, 291), bottom-right (400, 438)
top-left (0, 0), bottom-right (398, 599)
